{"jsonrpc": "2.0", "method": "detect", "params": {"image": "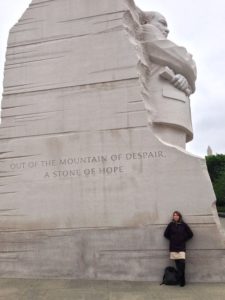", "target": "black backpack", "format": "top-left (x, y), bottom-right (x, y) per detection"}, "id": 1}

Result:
top-left (161, 266), bottom-right (178, 285)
